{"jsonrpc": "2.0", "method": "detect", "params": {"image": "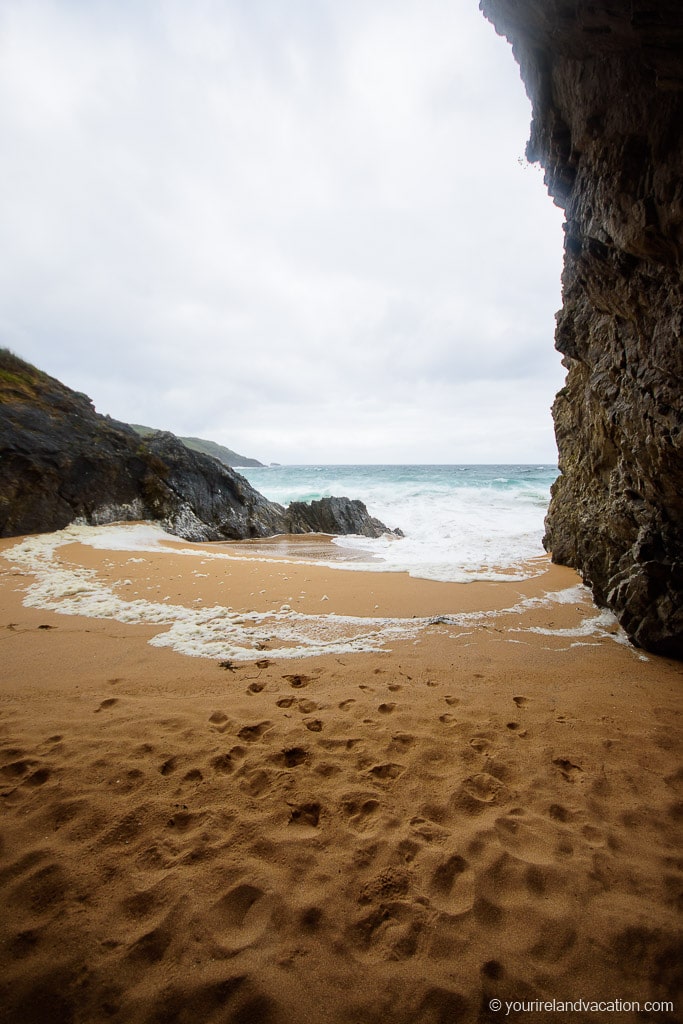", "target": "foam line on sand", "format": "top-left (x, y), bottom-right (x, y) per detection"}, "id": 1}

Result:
top-left (2, 523), bottom-right (630, 661)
